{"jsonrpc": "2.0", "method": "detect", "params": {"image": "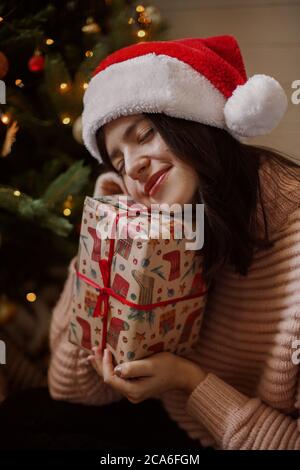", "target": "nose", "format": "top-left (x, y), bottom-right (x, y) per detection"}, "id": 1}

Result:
top-left (125, 154), bottom-right (150, 181)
